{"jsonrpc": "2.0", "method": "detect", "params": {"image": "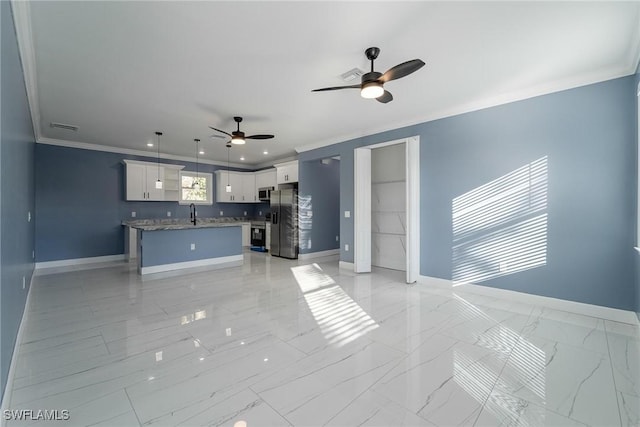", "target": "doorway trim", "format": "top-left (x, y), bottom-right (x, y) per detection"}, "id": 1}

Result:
top-left (354, 136), bottom-right (420, 283)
